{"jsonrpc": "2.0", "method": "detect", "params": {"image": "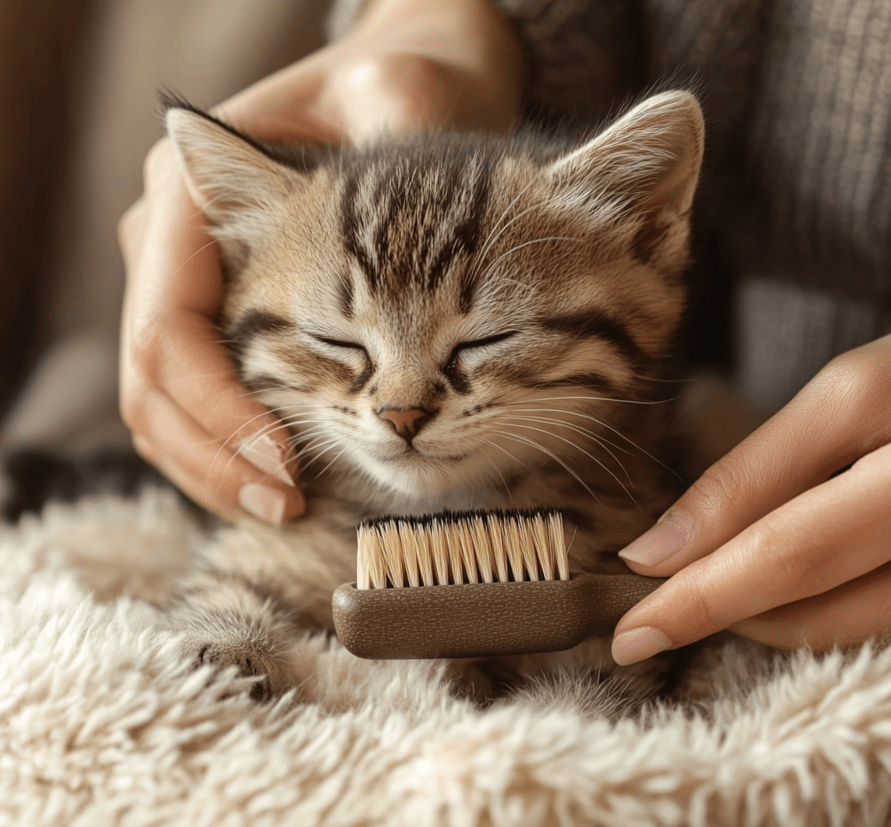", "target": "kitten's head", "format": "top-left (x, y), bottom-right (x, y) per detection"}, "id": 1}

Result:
top-left (167, 92), bottom-right (703, 502)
